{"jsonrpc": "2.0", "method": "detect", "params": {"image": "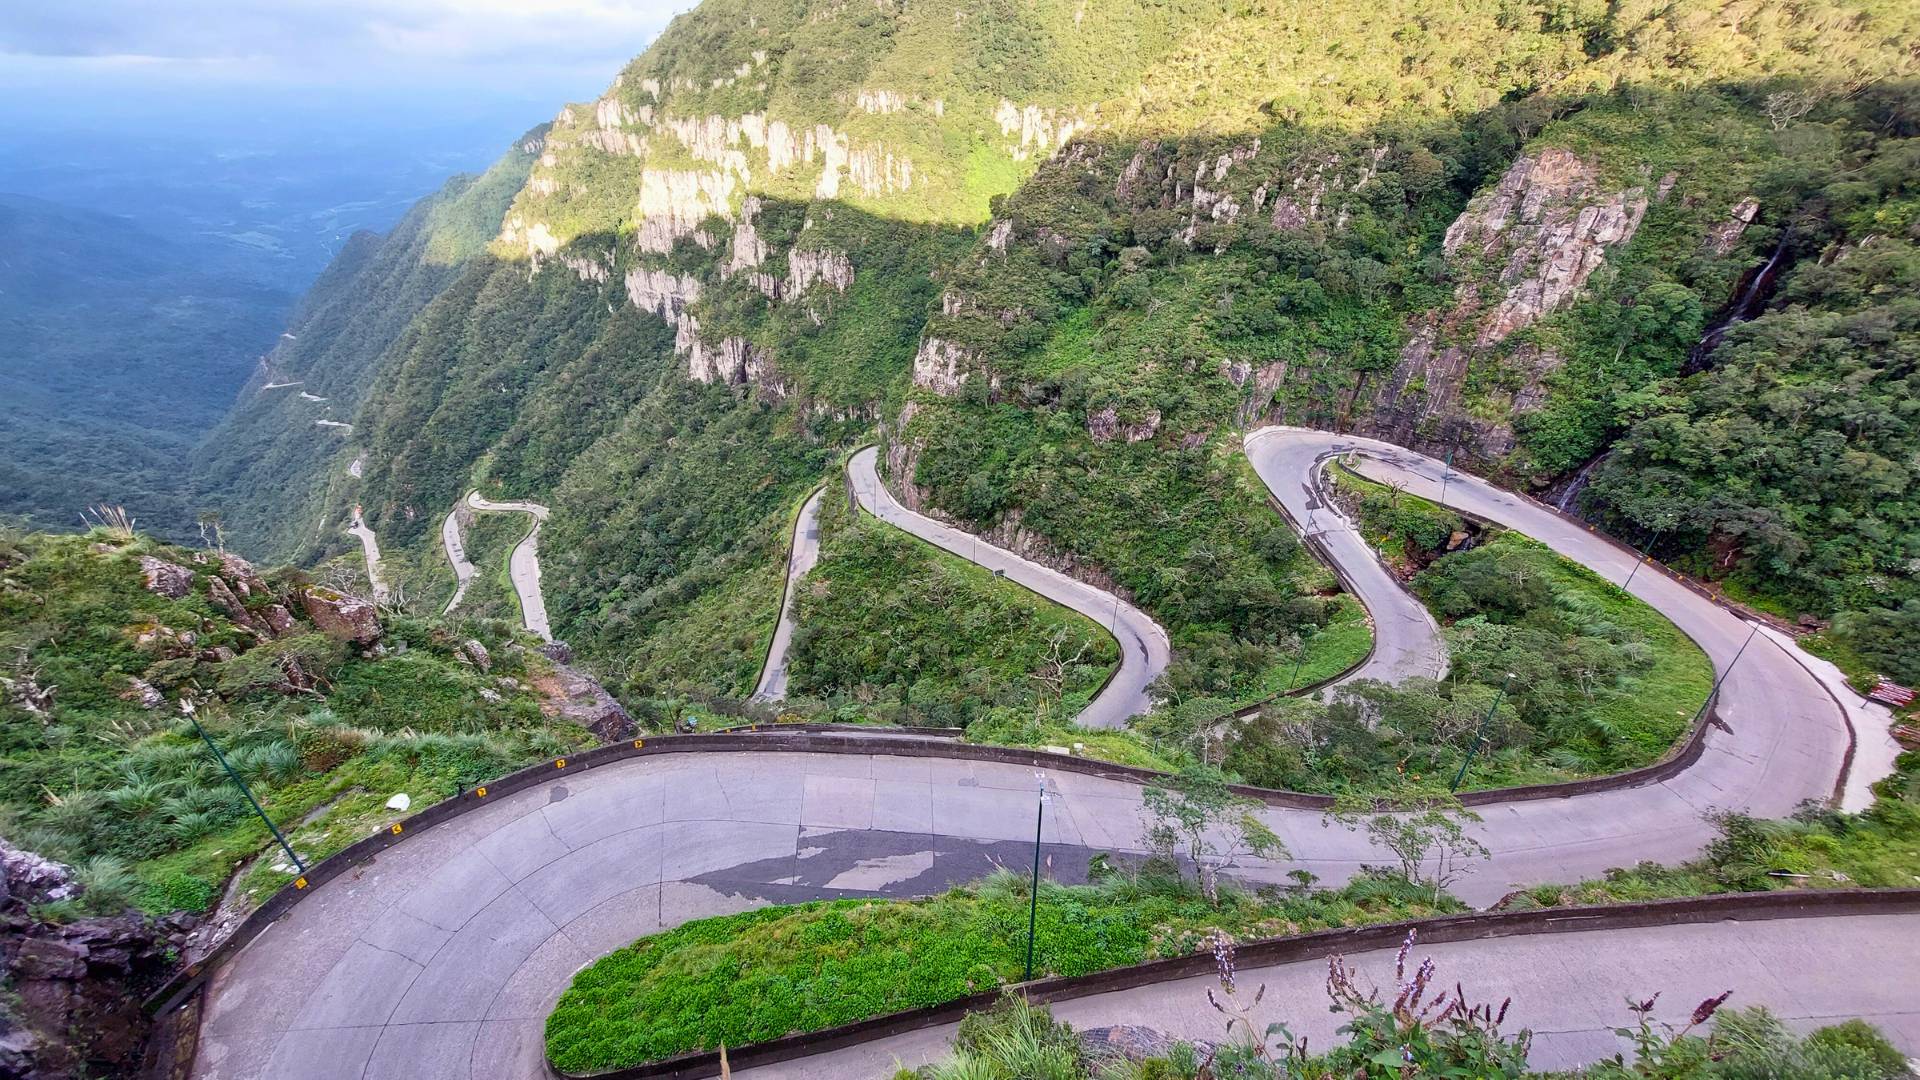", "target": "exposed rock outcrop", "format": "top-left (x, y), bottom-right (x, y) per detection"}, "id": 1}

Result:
top-left (0, 841), bottom-right (191, 1080)
top-left (785, 248), bottom-right (854, 296)
top-left (1705, 195), bottom-right (1761, 256)
top-left (298, 587), bottom-right (381, 645)
top-left (137, 557), bottom-right (193, 600)
top-left (911, 337), bottom-right (975, 395)
top-left (1362, 148), bottom-right (1649, 451)
top-left (994, 100), bottom-right (1091, 160)
top-left (1087, 405), bottom-right (1161, 444)
top-left (528, 645), bottom-right (634, 742)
